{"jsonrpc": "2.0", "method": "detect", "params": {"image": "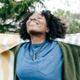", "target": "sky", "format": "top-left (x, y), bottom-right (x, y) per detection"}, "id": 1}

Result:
top-left (35, 0), bottom-right (80, 13)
